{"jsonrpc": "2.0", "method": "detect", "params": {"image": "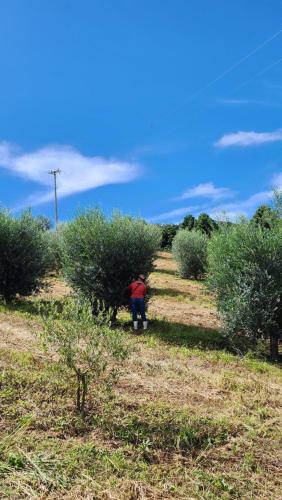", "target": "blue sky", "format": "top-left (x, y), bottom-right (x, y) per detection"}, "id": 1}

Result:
top-left (0, 0), bottom-right (282, 225)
